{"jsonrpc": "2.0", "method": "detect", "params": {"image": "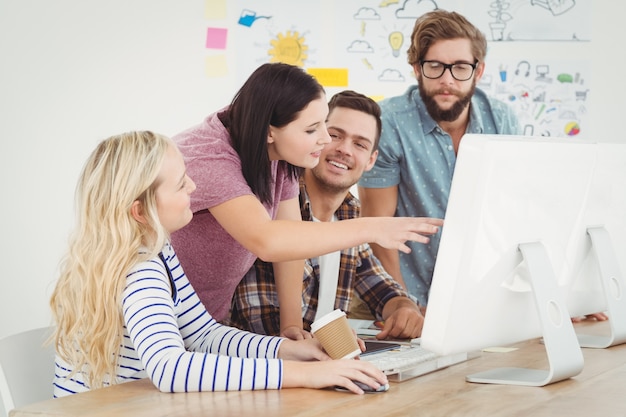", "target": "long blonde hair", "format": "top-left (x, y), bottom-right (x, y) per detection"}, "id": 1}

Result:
top-left (50, 131), bottom-right (170, 388)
